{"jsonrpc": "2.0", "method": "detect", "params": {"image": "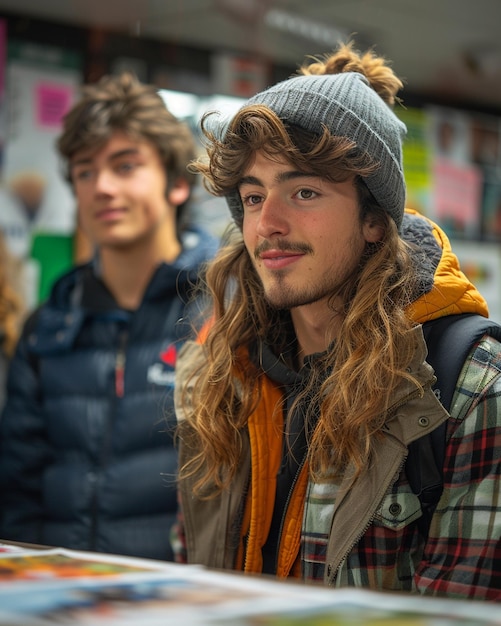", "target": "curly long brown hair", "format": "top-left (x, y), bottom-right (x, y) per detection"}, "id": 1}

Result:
top-left (178, 43), bottom-right (420, 495)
